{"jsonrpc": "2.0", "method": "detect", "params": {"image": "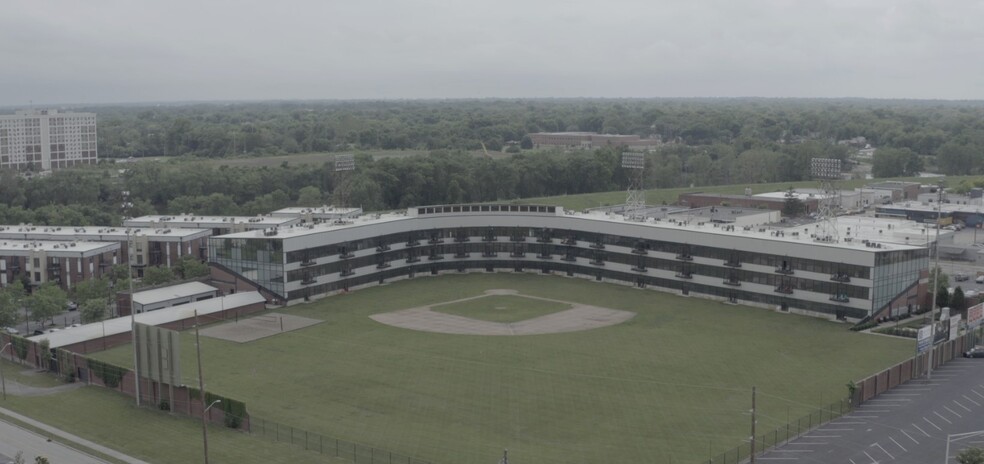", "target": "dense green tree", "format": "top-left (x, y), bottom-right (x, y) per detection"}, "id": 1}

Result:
top-left (28, 283), bottom-right (67, 327)
top-left (957, 448), bottom-right (984, 464)
top-left (80, 298), bottom-right (107, 324)
top-left (296, 186), bottom-right (323, 206)
top-left (872, 148), bottom-right (923, 178)
top-left (174, 255), bottom-right (210, 280)
top-left (142, 267), bottom-right (176, 286)
top-left (951, 286), bottom-right (967, 313)
top-left (72, 277), bottom-right (111, 304)
top-left (0, 285), bottom-right (26, 328)
top-left (782, 196), bottom-right (806, 218)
